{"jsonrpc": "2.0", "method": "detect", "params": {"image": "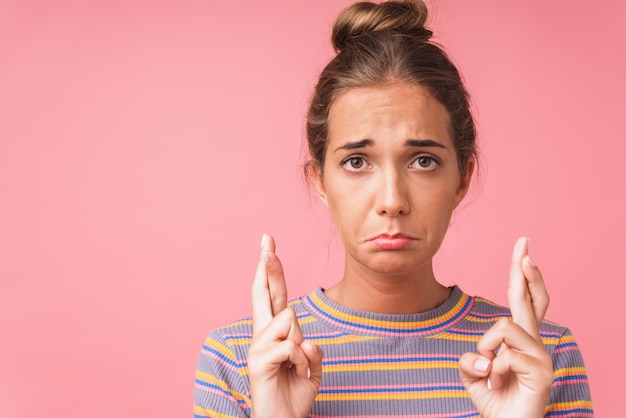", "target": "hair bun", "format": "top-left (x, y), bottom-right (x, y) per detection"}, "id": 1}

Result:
top-left (332, 0), bottom-right (432, 52)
